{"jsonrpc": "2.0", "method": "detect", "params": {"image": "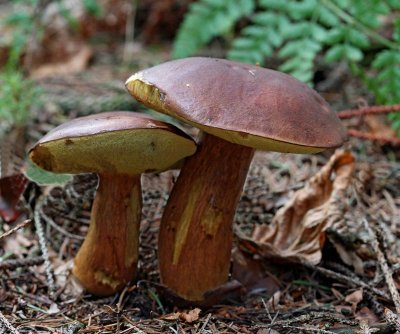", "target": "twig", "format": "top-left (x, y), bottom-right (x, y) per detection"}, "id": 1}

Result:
top-left (362, 219), bottom-right (400, 313)
top-left (0, 311), bottom-right (20, 334)
top-left (196, 313), bottom-right (212, 334)
top-left (364, 291), bottom-right (385, 318)
top-left (359, 320), bottom-right (379, 334)
top-left (258, 311), bottom-right (358, 329)
top-left (0, 257), bottom-right (44, 270)
top-left (347, 129), bottom-right (400, 146)
top-left (372, 263), bottom-right (400, 286)
top-left (282, 324), bottom-right (336, 333)
top-left (338, 104), bottom-right (400, 119)
top-left (0, 219), bottom-right (31, 241)
top-left (39, 207), bottom-right (84, 240)
top-left (384, 308), bottom-right (400, 333)
top-left (34, 196), bottom-right (56, 296)
top-left (306, 264), bottom-right (391, 300)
